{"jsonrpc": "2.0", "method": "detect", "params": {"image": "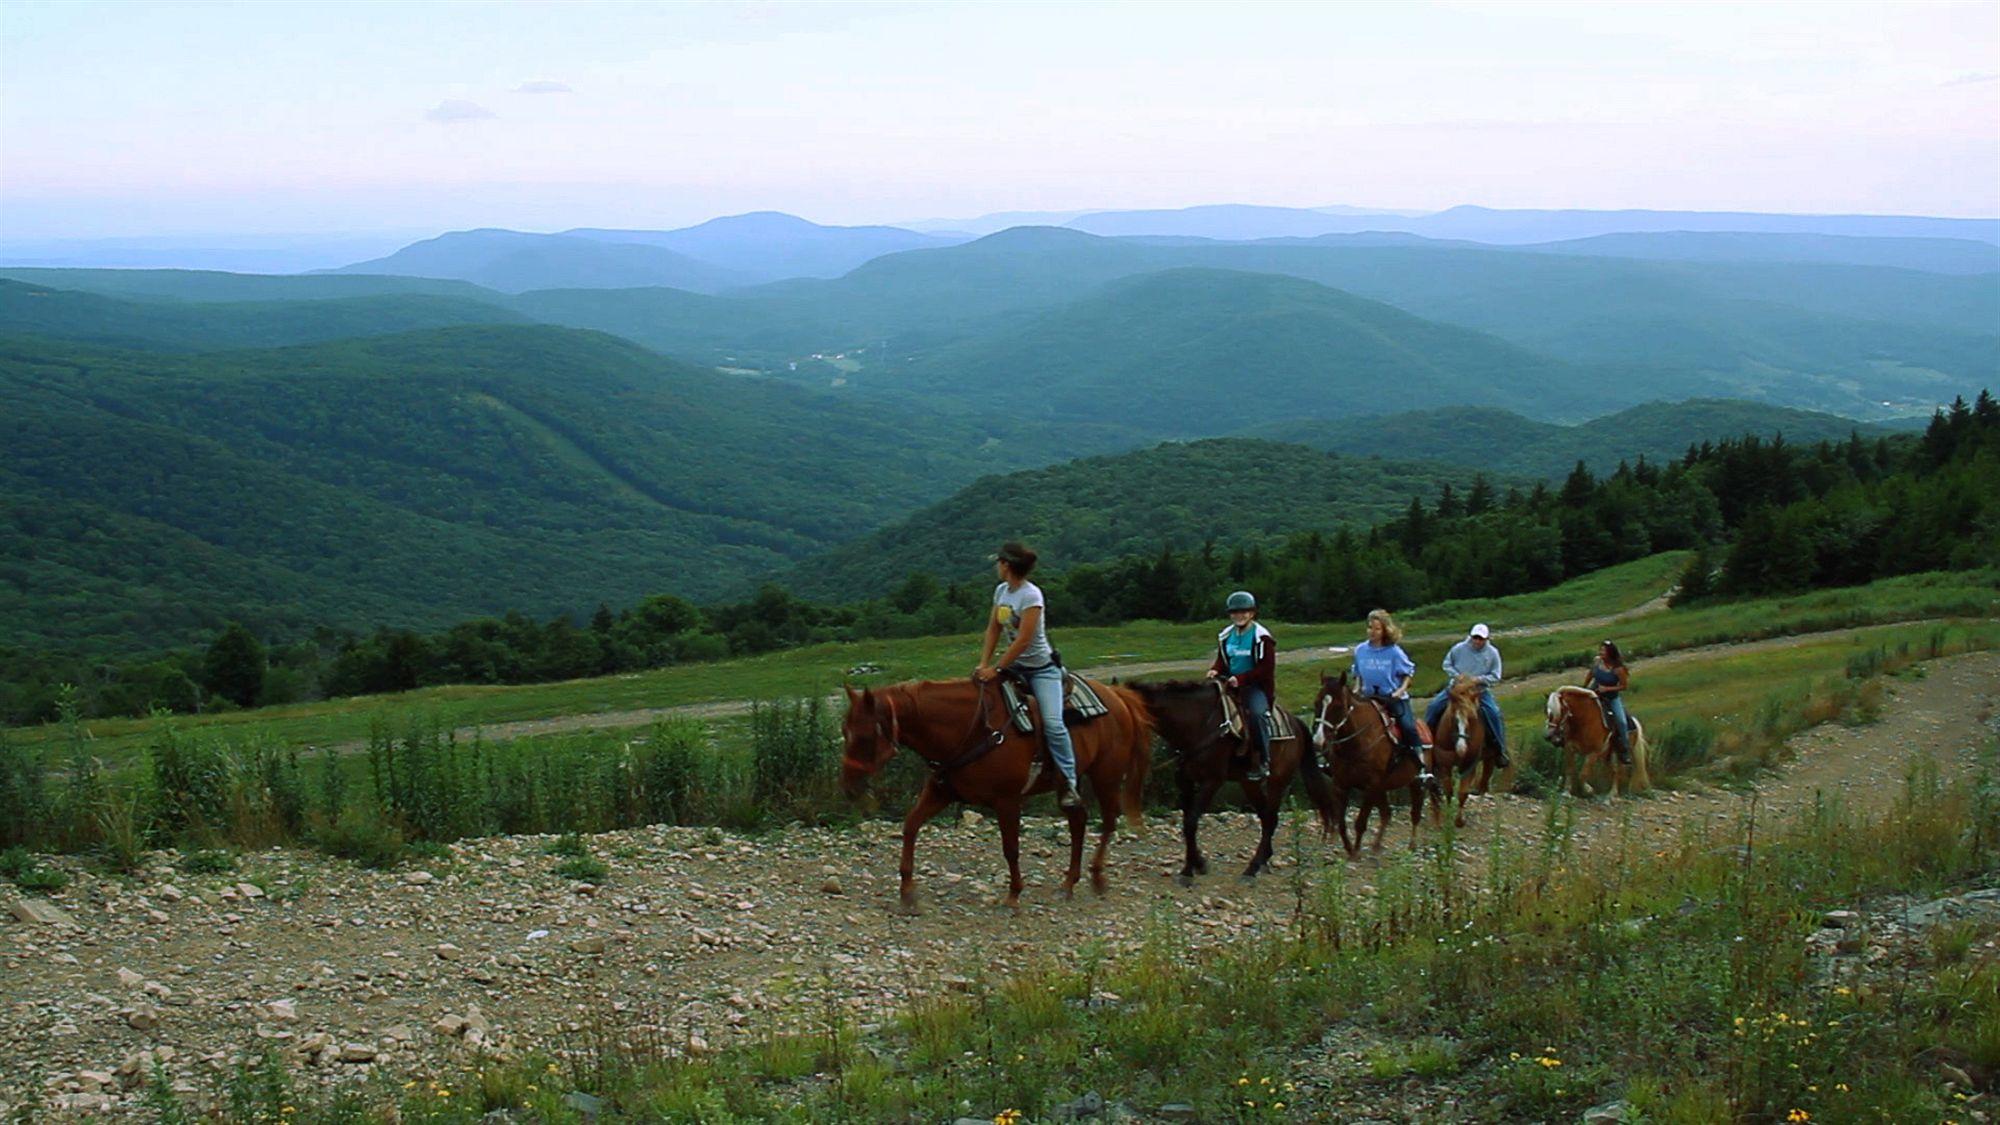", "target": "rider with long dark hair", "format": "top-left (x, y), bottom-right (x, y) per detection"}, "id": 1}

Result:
top-left (1206, 590), bottom-right (1275, 782)
top-left (975, 541), bottom-right (1082, 808)
top-left (1585, 640), bottom-right (1633, 765)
